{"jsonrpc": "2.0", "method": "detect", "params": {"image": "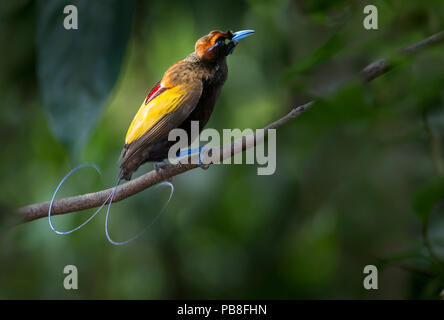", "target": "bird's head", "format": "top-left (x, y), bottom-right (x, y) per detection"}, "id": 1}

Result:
top-left (195, 29), bottom-right (255, 61)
